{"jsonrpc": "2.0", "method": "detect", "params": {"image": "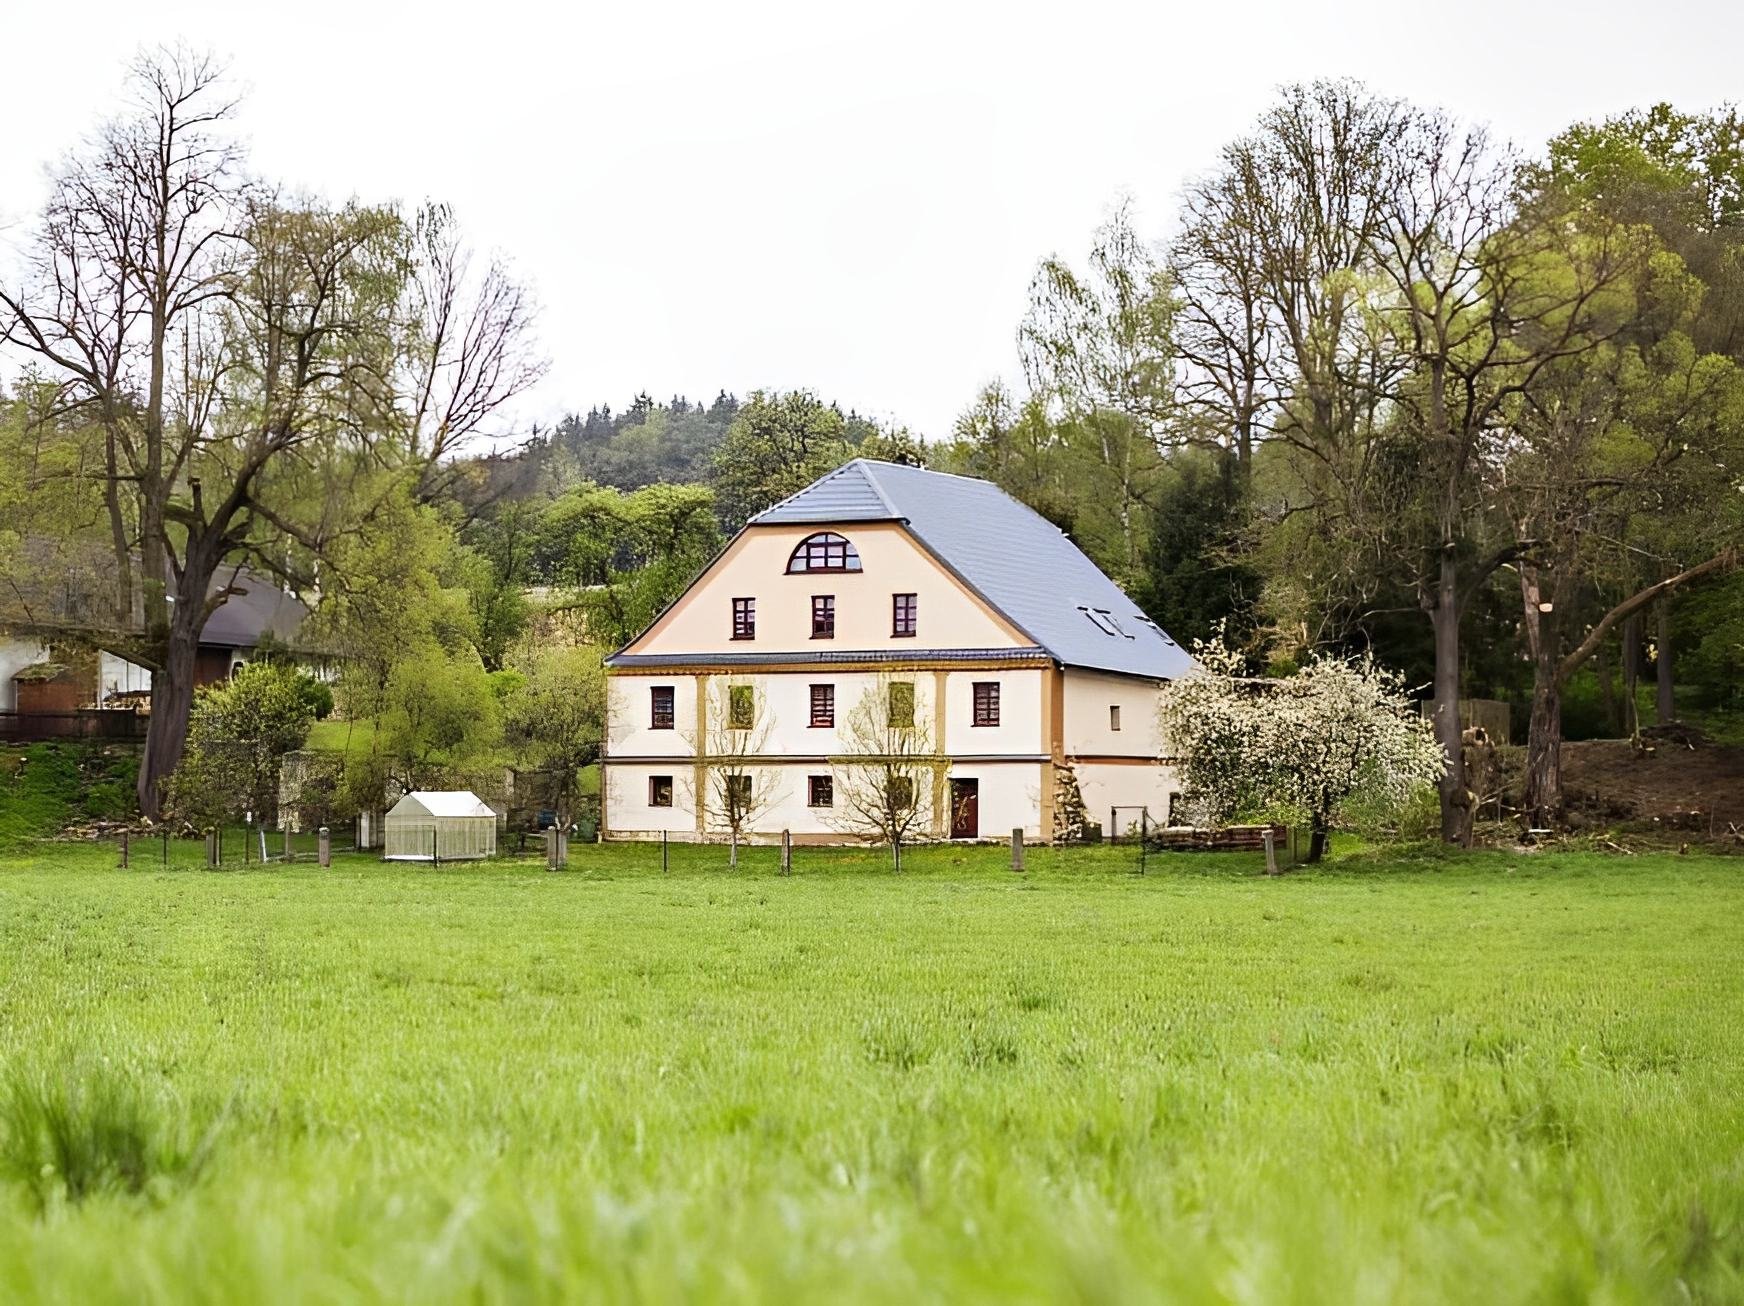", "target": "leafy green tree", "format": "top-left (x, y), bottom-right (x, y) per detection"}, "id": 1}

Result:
top-left (710, 390), bottom-right (852, 527)
top-left (502, 647), bottom-right (606, 827)
top-left (544, 482), bottom-right (721, 648)
top-left (371, 650), bottom-right (501, 795)
top-left (1133, 451), bottom-right (1258, 647)
top-left (166, 663), bottom-right (316, 828)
